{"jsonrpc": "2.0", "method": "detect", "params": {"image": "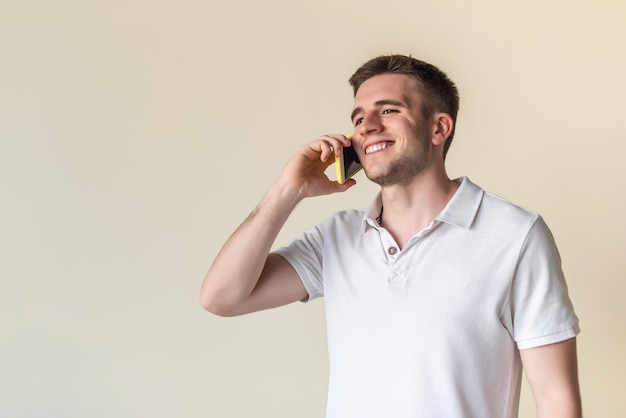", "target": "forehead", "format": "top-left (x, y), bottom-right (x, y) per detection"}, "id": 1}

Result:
top-left (353, 73), bottom-right (421, 106)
